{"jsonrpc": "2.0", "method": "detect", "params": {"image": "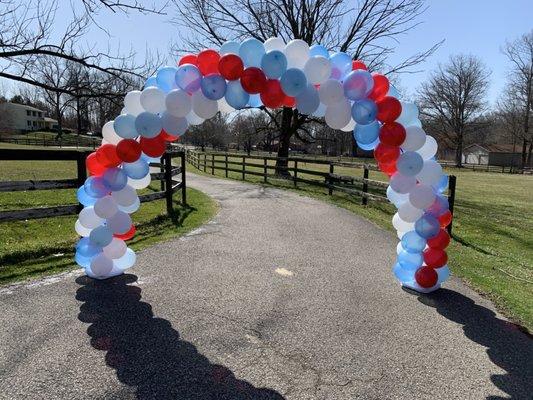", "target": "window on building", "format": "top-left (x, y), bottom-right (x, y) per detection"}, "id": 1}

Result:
top-left (26, 110), bottom-right (31, 116)
top-left (38, 112), bottom-right (42, 118)
top-left (27, 120), bottom-right (31, 126)
top-left (32, 121), bottom-right (37, 126)
top-left (32, 111), bottom-right (36, 116)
